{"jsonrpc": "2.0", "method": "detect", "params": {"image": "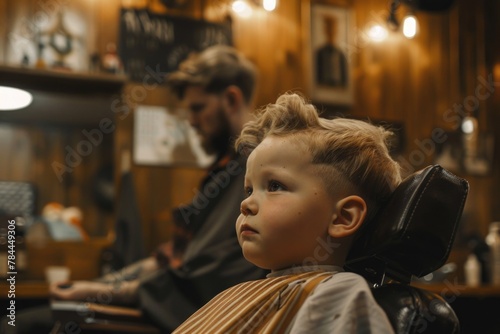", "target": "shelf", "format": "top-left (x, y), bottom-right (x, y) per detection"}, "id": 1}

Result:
top-left (412, 282), bottom-right (500, 298)
top-left (0, 65), bottom-right (127, 95)
top-left (0, 65), bottom-right (128, 126)
top-left (0, 281), bottom-right (49, 299)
